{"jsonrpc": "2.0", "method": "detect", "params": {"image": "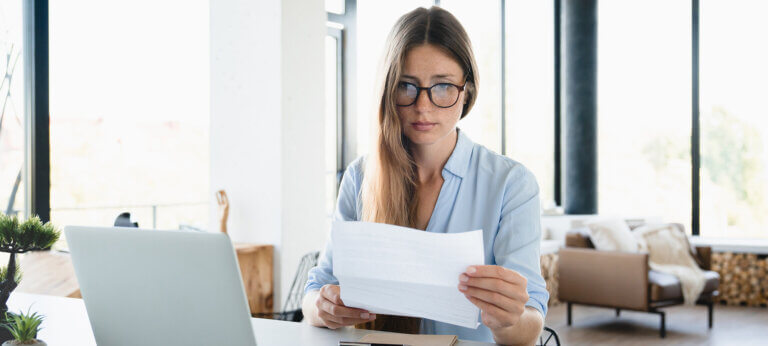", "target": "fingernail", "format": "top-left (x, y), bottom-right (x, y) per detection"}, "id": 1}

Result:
top-left (459, 274), bottom-right (468, 282)
top-left (459, 284), bottom-right (467, 291)
top-left (361, 313), bottom-right (369, 319)
top-left (467, 267), bottom-right (476, 274)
